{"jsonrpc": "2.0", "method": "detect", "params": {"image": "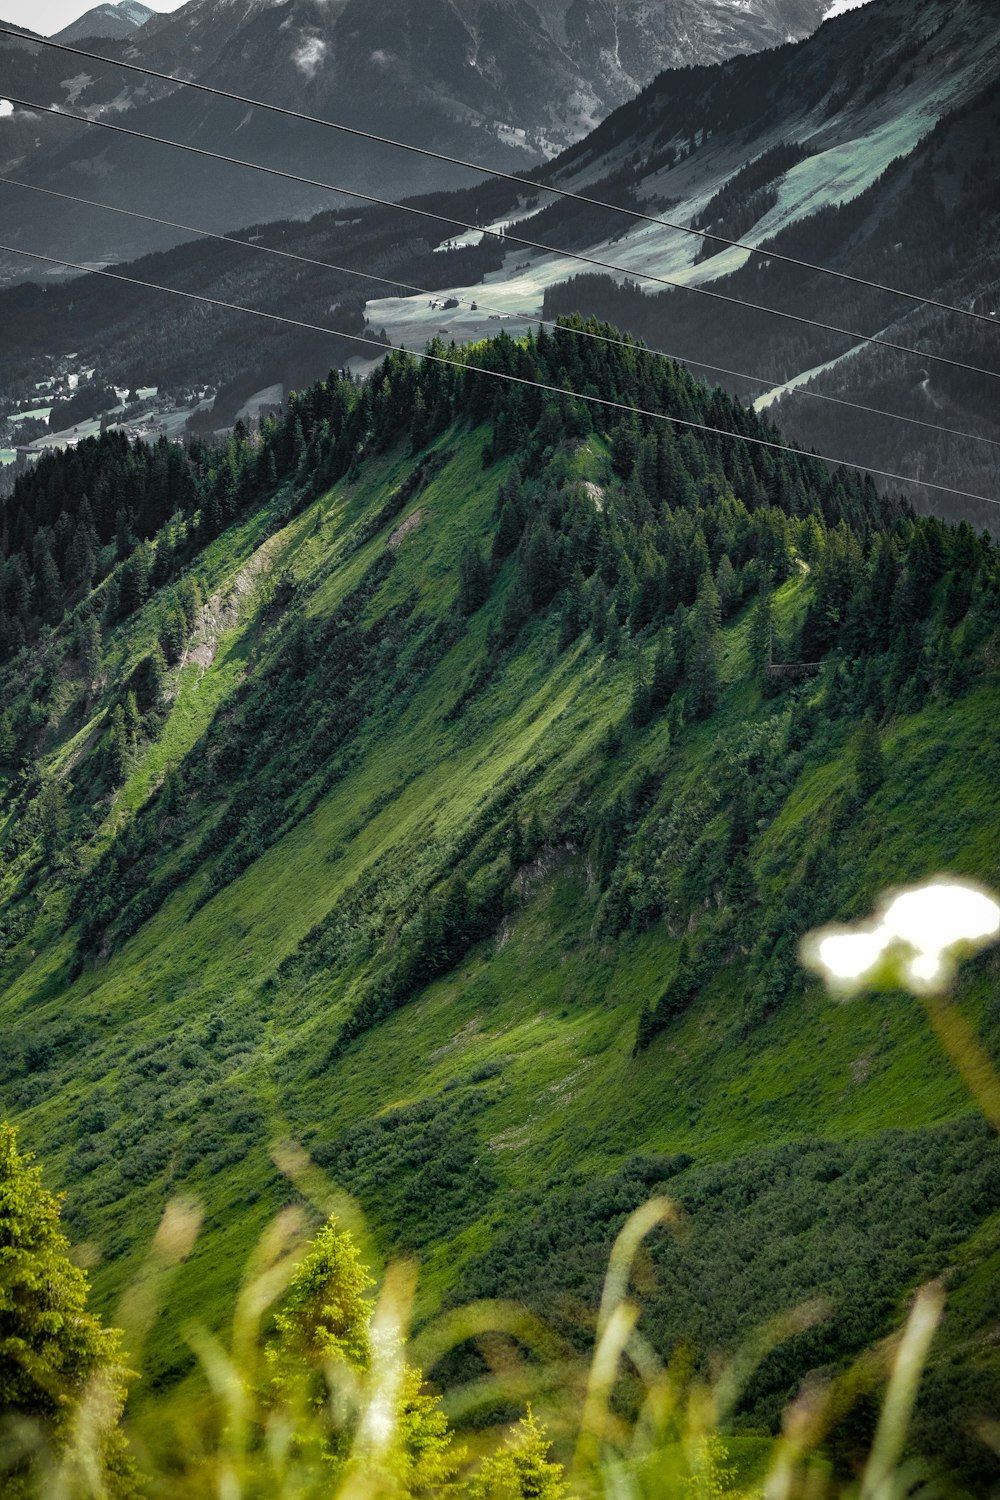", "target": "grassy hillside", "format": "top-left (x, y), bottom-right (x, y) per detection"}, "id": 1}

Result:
top-left (2, 324), bottom-right (1000, 1489)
